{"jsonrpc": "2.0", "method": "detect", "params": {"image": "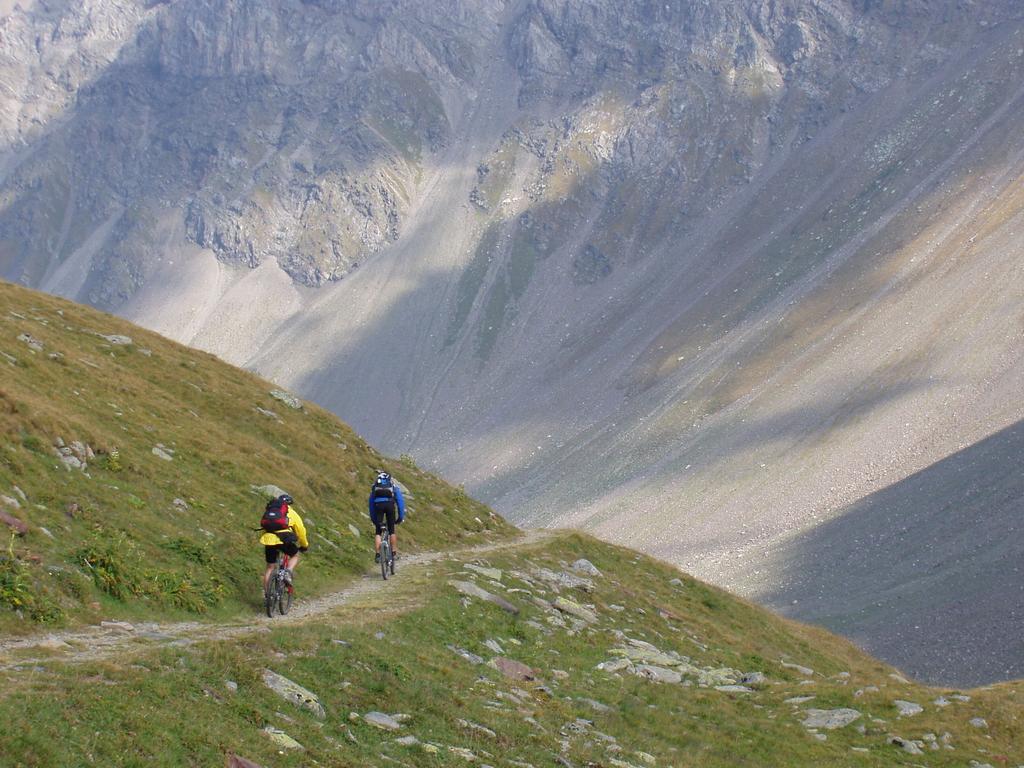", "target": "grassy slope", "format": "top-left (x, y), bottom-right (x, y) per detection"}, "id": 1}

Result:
top-left (0, 280), bottom-right (514, 630)
top-left (0, 281), bottom-right (1020, 766)
top-left (1, 533), bottom-right (1021, 767)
